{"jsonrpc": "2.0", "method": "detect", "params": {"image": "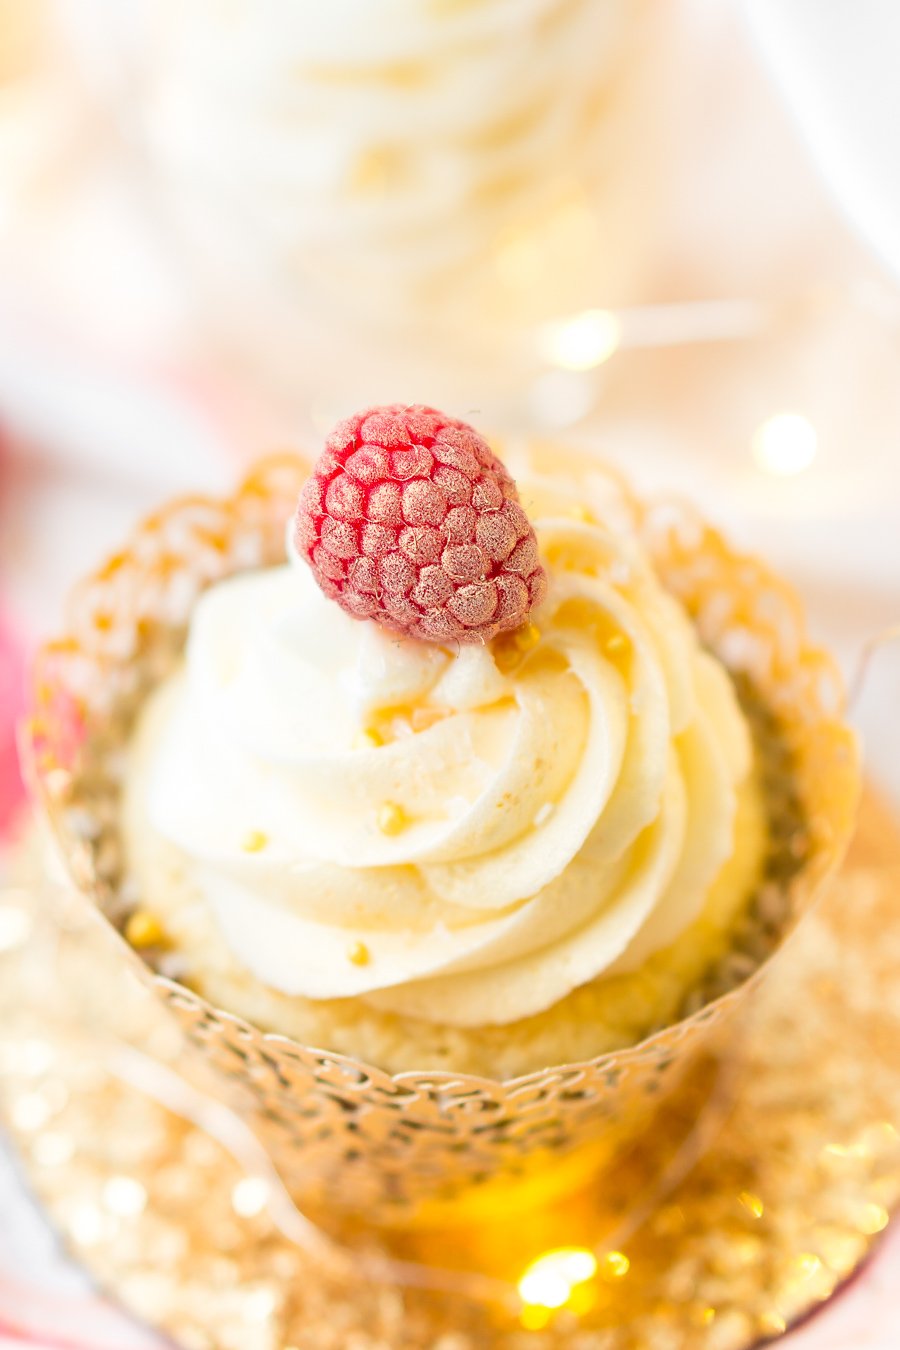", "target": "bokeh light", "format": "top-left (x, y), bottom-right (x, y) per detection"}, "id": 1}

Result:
top-left (540, 308), bottom-right (621, 371)
top-left (752, 412), bottom-right (818, 476)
